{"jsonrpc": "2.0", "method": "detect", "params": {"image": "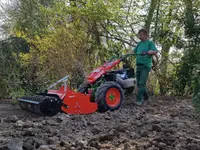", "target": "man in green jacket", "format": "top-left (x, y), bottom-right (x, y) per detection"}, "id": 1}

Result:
top-left (127, 28), bottom-right (158, 106)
